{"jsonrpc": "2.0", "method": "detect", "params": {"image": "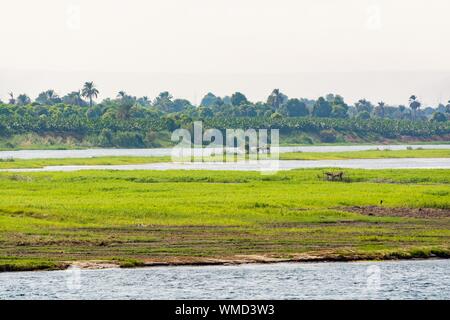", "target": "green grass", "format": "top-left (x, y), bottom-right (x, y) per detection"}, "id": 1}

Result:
top-left (0, 168), bottom-right (449, 271)
top-left (0, 156), bottom-right (171, 169)
top-left (280, 149), bottom-right (450, 160)
top-left (0, 149), bottom-right (449, 169)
